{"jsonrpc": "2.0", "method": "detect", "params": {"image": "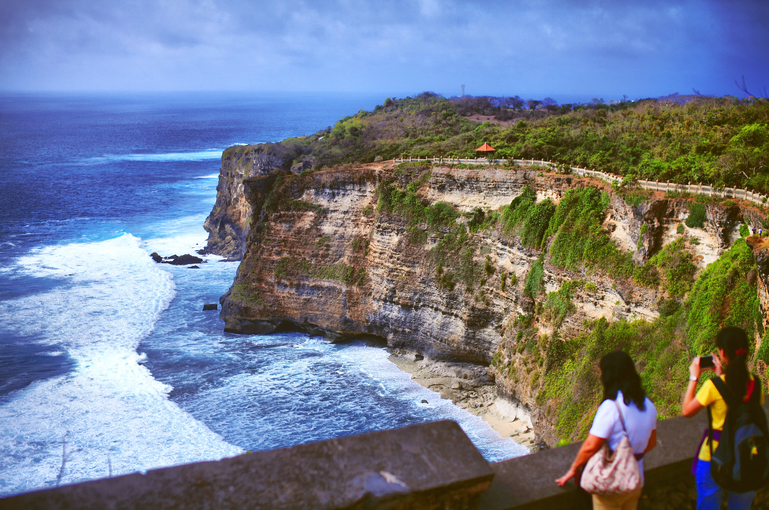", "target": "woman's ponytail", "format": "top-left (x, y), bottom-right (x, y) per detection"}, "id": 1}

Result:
top-left (716, 327), bottom-right (751, 400)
